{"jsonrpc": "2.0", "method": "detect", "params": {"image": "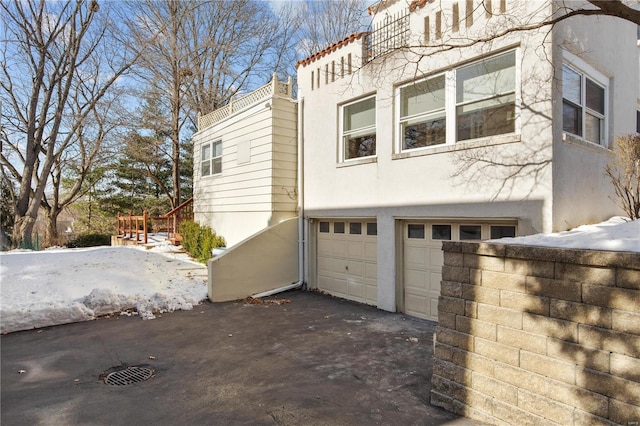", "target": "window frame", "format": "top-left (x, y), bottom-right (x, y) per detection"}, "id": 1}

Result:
top-left (200, 139), bottom-right (222, 177)
top-left (340, 95), bottom-right (377, 162)
top-left (561, 52), bottom-right (609, 147)
top-left (395, 49), bottom-right (519, 154)
top-left (397, 73), bottom-right (447, 152)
